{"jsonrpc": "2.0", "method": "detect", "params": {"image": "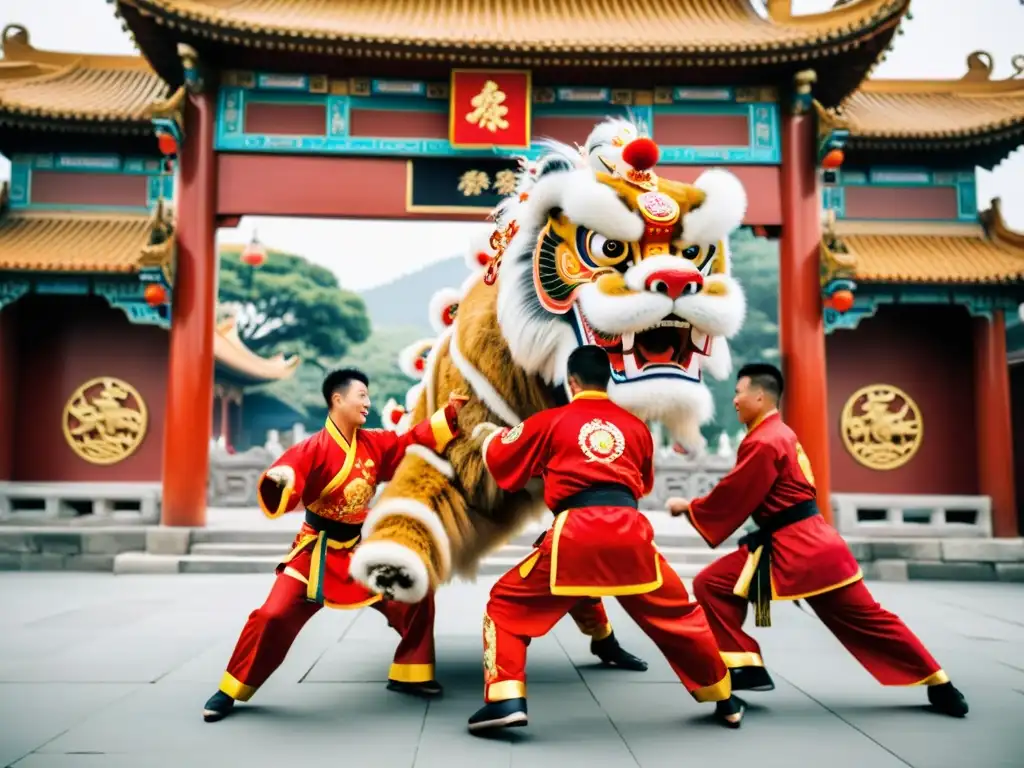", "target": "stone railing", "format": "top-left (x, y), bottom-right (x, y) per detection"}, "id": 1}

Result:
top-left (833, 493), bottom-right (992, 539)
